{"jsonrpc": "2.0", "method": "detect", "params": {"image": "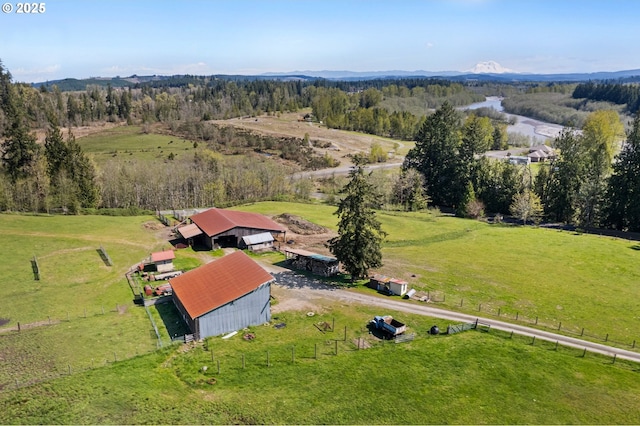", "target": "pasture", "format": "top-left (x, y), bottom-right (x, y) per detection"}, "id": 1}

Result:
top-left (235, 202), bottom-right (640, 346)
top-left (0, 214), bottom-right (183, 388)
top-left (1, 304), bottom-right (640, 424)
top-left (77, 125), bottom-right (197, 164)
top-left (2, 203), bottom-right (640, 423)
